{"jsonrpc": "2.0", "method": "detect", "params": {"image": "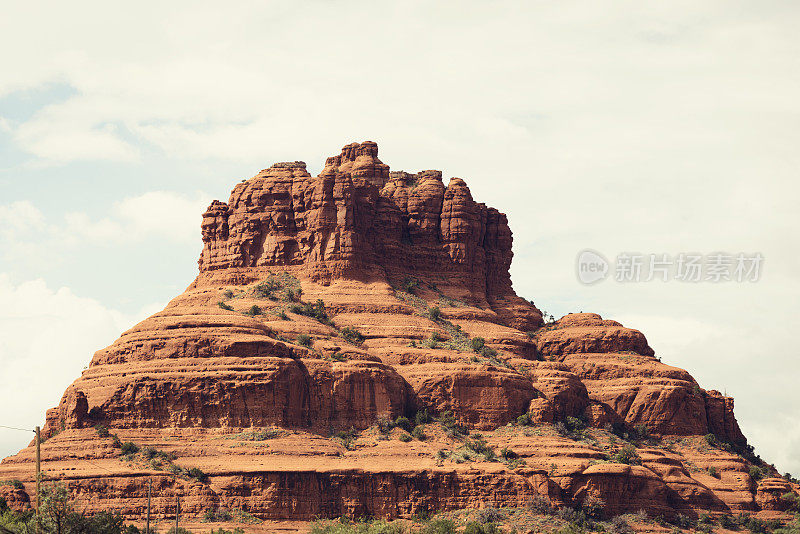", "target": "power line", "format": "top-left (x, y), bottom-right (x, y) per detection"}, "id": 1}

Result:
top-left (0, 425), bottom-right (34, 433)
